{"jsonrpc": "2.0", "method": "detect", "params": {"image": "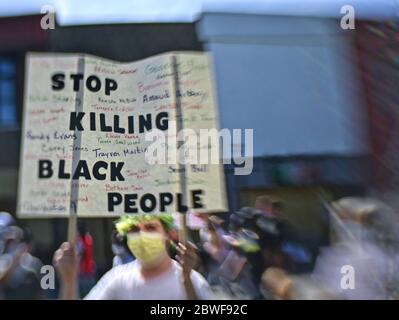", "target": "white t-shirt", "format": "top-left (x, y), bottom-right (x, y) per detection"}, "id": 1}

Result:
top-left (84, 260), bottom-right (212, 300)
